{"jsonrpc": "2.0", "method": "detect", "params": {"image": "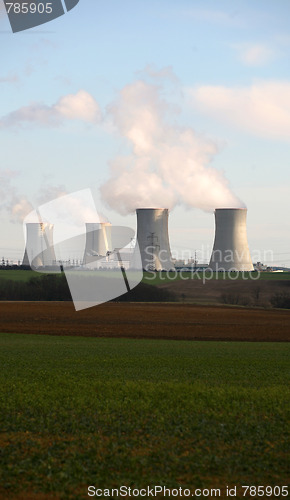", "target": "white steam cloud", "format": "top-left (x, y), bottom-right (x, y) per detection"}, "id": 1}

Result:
top-left (0, 170), bottom-right (17, 208)
top-left (11, 198), bottom-right (34, 222)
top-left (0, 170), bottom-right (32, 222)
top-left (0, 171), bottom-right (71, 223)
top-left (100, 79), bottom-right (243, 214)
top-left (0, 90), bottom-right (101, 129)
top-left (0, 172), bottom-right (108, 230)
top-left (189, 80), bottom-right (290, 141)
